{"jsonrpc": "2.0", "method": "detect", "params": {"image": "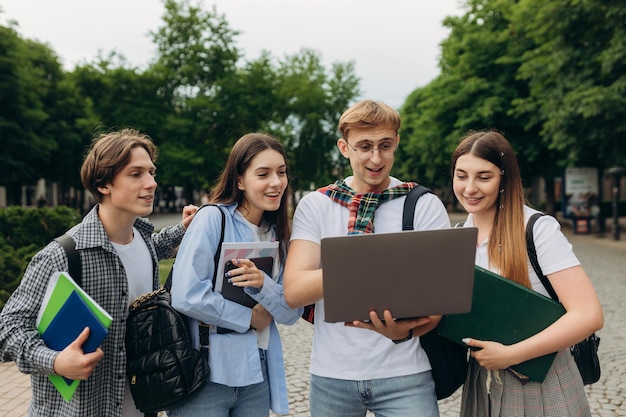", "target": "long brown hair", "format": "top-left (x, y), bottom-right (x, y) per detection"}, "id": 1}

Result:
top-left (210, 133), bottom-right (291, 263)
top-left (451, 130), bottom-right (530, 288)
